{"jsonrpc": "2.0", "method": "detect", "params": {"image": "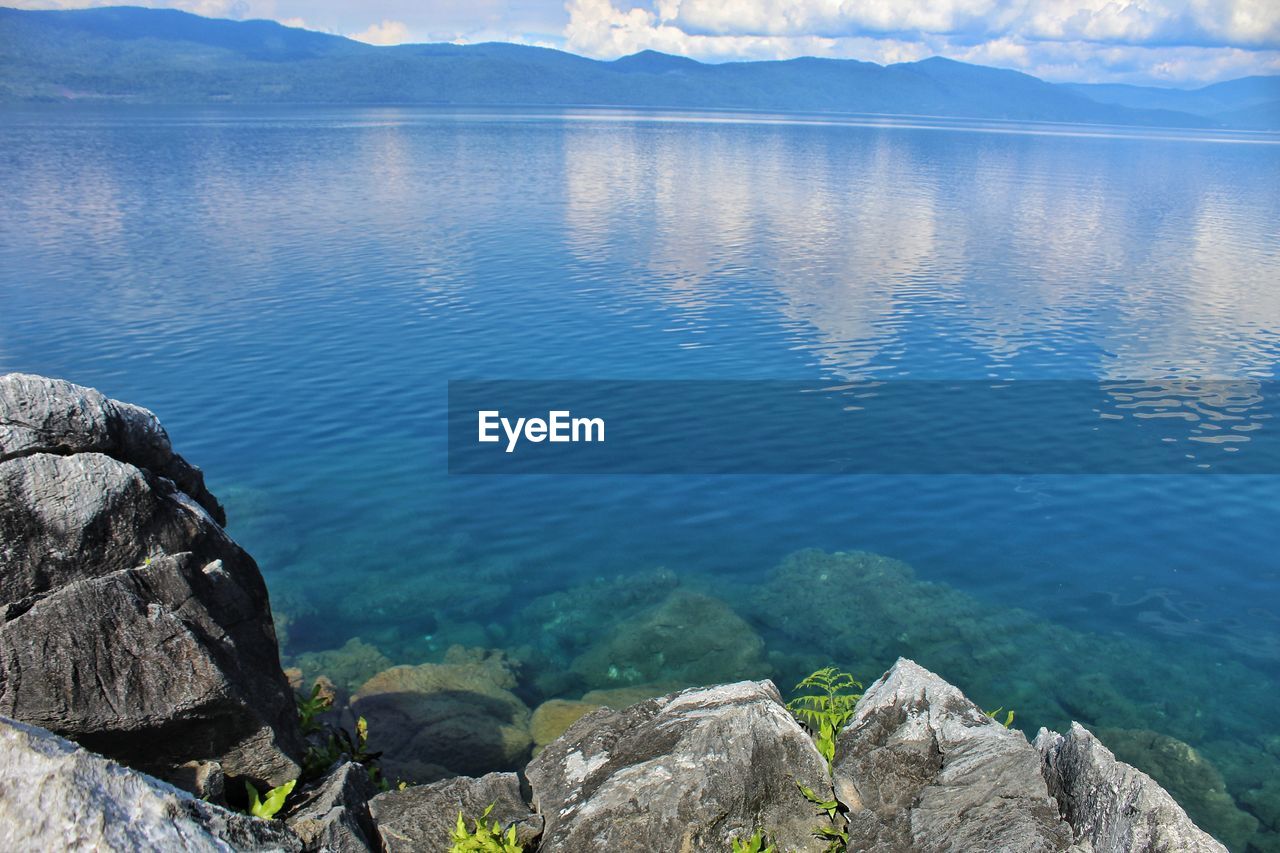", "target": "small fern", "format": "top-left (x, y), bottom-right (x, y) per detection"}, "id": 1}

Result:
top-left (787, 667), bottom-right (863, 767)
